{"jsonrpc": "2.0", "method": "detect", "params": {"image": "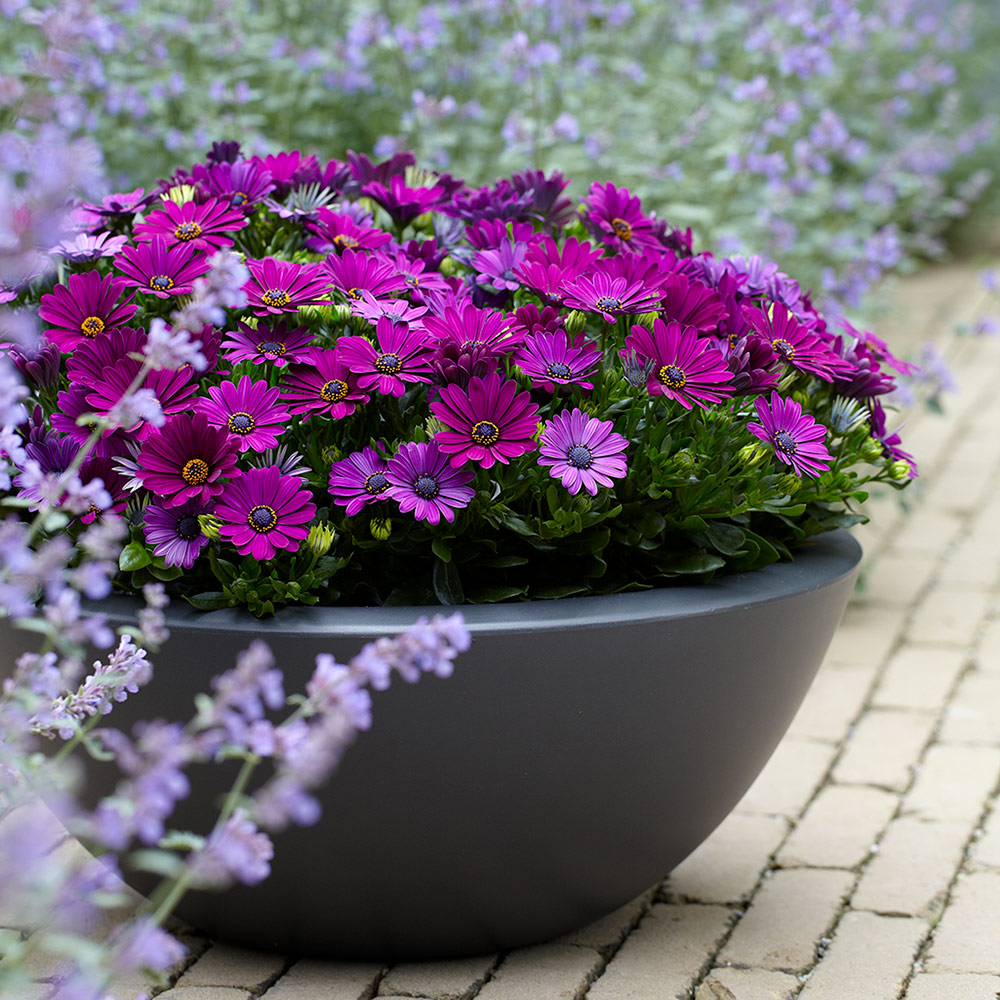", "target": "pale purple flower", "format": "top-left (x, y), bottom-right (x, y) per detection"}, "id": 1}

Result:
top-left (189, 810), bottom-right (274, 888)
top-left (143, 317), bottom-right (208, 372)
